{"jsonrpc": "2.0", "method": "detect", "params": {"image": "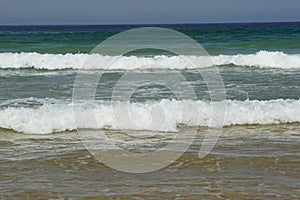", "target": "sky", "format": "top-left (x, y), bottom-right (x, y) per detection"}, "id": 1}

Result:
top-left (0, 0), bottom-right (299, 25)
